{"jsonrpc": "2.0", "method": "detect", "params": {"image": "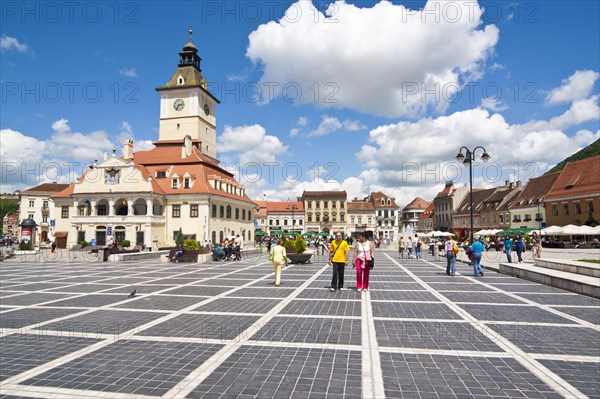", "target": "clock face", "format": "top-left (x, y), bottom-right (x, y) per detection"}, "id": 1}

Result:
top-left (173, 99), bottom-right (185, 111)
top-left (204, 104), bottom-right (210, 116)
